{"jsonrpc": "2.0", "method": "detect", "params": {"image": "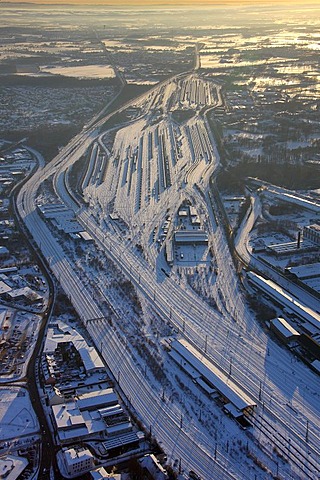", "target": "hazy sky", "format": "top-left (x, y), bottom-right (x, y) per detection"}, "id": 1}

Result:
top-left (3, 0), bottom-right (320, 5)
